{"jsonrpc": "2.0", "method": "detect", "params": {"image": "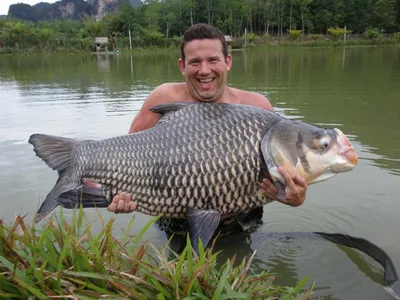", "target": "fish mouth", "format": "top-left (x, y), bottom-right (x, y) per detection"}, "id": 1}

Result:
top-left (334, 128), bottom-right (358, 166)
top-left (340, 147), bottom-right (358, 166)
